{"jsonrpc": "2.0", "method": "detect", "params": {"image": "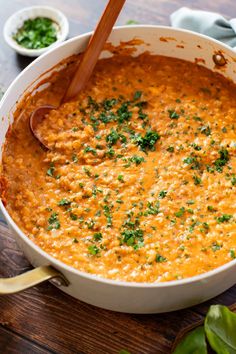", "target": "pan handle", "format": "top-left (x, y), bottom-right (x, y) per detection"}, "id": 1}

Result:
top-left (0, 265), bottom-right (69, 294)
